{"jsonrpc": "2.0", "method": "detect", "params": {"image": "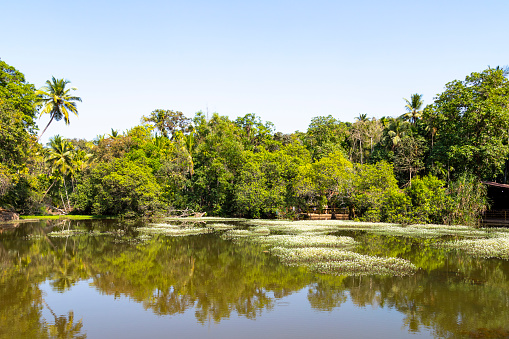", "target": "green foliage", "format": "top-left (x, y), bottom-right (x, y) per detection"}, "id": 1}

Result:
top-left (381, 117), bottom-right (411, 152)
top-left (351, 162), bottom-right (399, 221)
top-left (234, 143), bottom-right (307, 218)
top-left (72, 158), bottom-right (163, 216)
top-left (0, 59), bottom-right (38, 132)
top-left (404, 175), bottom-right (449, 224)
top-left (402, 93), bottom-right (424, 124)
top-left (191, 114), bottom-right (245, 215)
top-left (36, 77), bottom-right (81, 141)
top-left (349, 116), bottom-right (383, 164)
top-left (0, 60), bottom-right (40, 211)
top-left (234, 113), bottom-right (275, 150)
top-left (381, 188), bottom-right (410, 223)
top-left (393, 135), bottom-right (426, 185)
top-left (427, 67), bottom-right (509, 180)
top-left (295, 151), bottom-right (353, 208)
top-left (2, 59), bottom-right (500, 224)
top-left (444, 173), bottom-right (488, 226)
top-left (303, 115), bottom-right (349, 160)
top-left (0, 60), bottom-right (38, 165)
top-left (141, 109), bottom-right (192, 139)
top-left (46, 135), bottom-right (75, 176)
top-left (0, 100), bottom-right (35, 168)
top-left (93, 134), bottom-right (135, 163)
top-left (234, 154), bottom-right (280, 218)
